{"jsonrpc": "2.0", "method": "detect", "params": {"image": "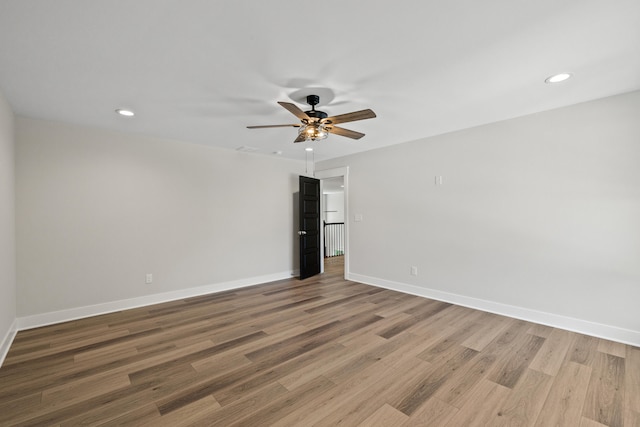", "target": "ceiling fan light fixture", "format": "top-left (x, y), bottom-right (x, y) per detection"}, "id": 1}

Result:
top-left (299, 123), bottom-right (329, 141)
